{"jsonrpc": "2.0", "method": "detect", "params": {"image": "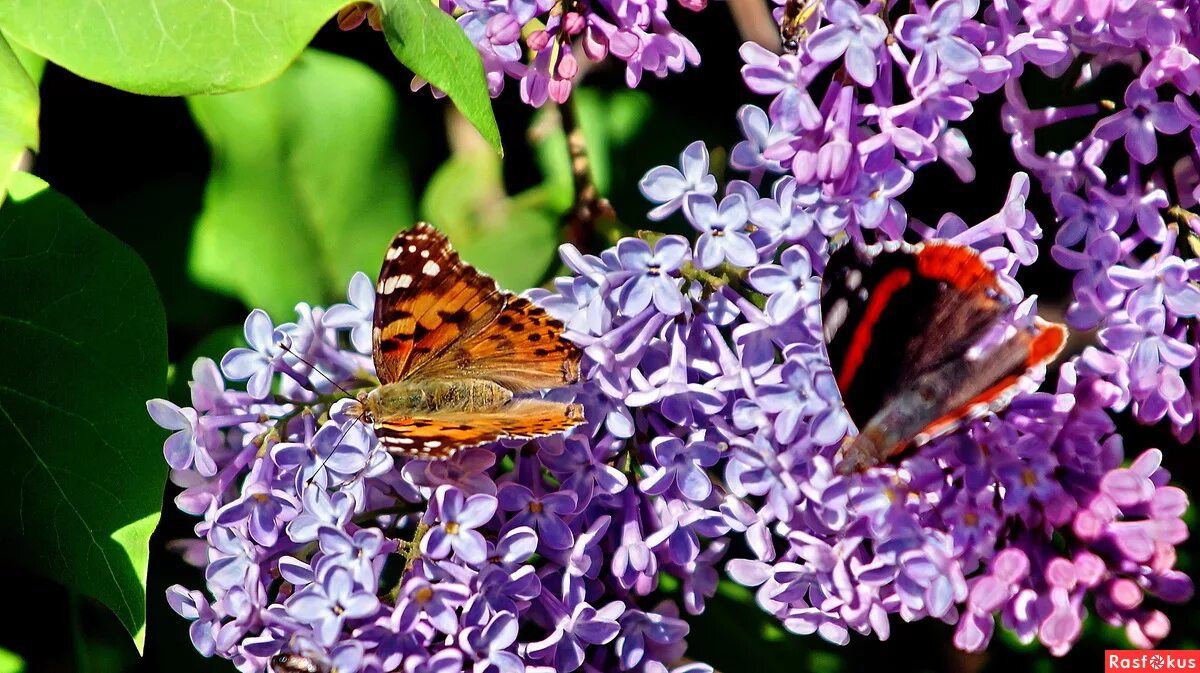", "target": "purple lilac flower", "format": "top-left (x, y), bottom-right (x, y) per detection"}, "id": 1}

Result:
top-left (806, 0), bottom-right (888, 86)
top-left (158, 0), bottom-right (1198, 664)
top-left (498, 483), bottom-right (576, 550)
top-left (220, 309), bottom-right (294, 399)
top-left (147, 398), bottom-right (215, 476)
top-left (685, 193), bottom-right (757, 268)
top-left (287, 566), bottom-right (380, 646)
top-left (615, 235), bottom-right (690, 316)
top-left (422, 486), bottom-right (498, 565)
top-left (1093, 83), bottom-right (1189, 165)
top-left (215, 480), bottom-right (301, 547)
top-left (640, 141), bottom-right (718, 221)
top-left (323, 271), bottom-right (375, 354)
